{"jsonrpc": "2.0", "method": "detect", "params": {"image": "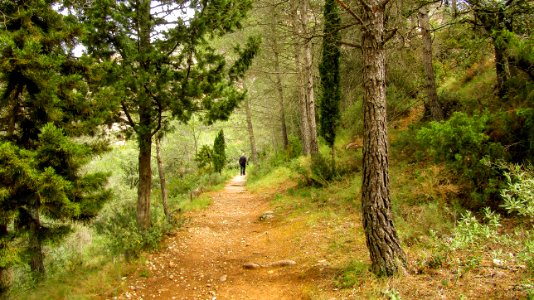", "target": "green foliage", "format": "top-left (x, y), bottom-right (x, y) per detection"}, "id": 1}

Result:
top-left (383, 289), bottom-right (402, 300)
top-left (339, 99), bottom-right (363, 137)
top-left (416, 112), bottom-right (506, 208)
top-left (0, 125), bottom-right (111, 274)
top-left (213, 130), bottom-right (226, 173)
top-left (78, 0), bottom-right (257, 131)
top-left (228, 36), bottom-right (262, 82)
top-left (310, 154), bottom-right (335, 187)
top-left (177, 194), bottom-right (212, 212)
top-left (500, 164), bottom-right (534, 218)
top-left (195, 145), bottom-right (214, 170)
top-left (94, 201), bottom-right (171, 260)
top-left (502, 31), bottom-right (534, 76)
top-left (386, 85), bottom-right (417, 121)
top-left (319, 0), bottom-right (342, 149)
top-left (449, 208), bottom-right (501, 250)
